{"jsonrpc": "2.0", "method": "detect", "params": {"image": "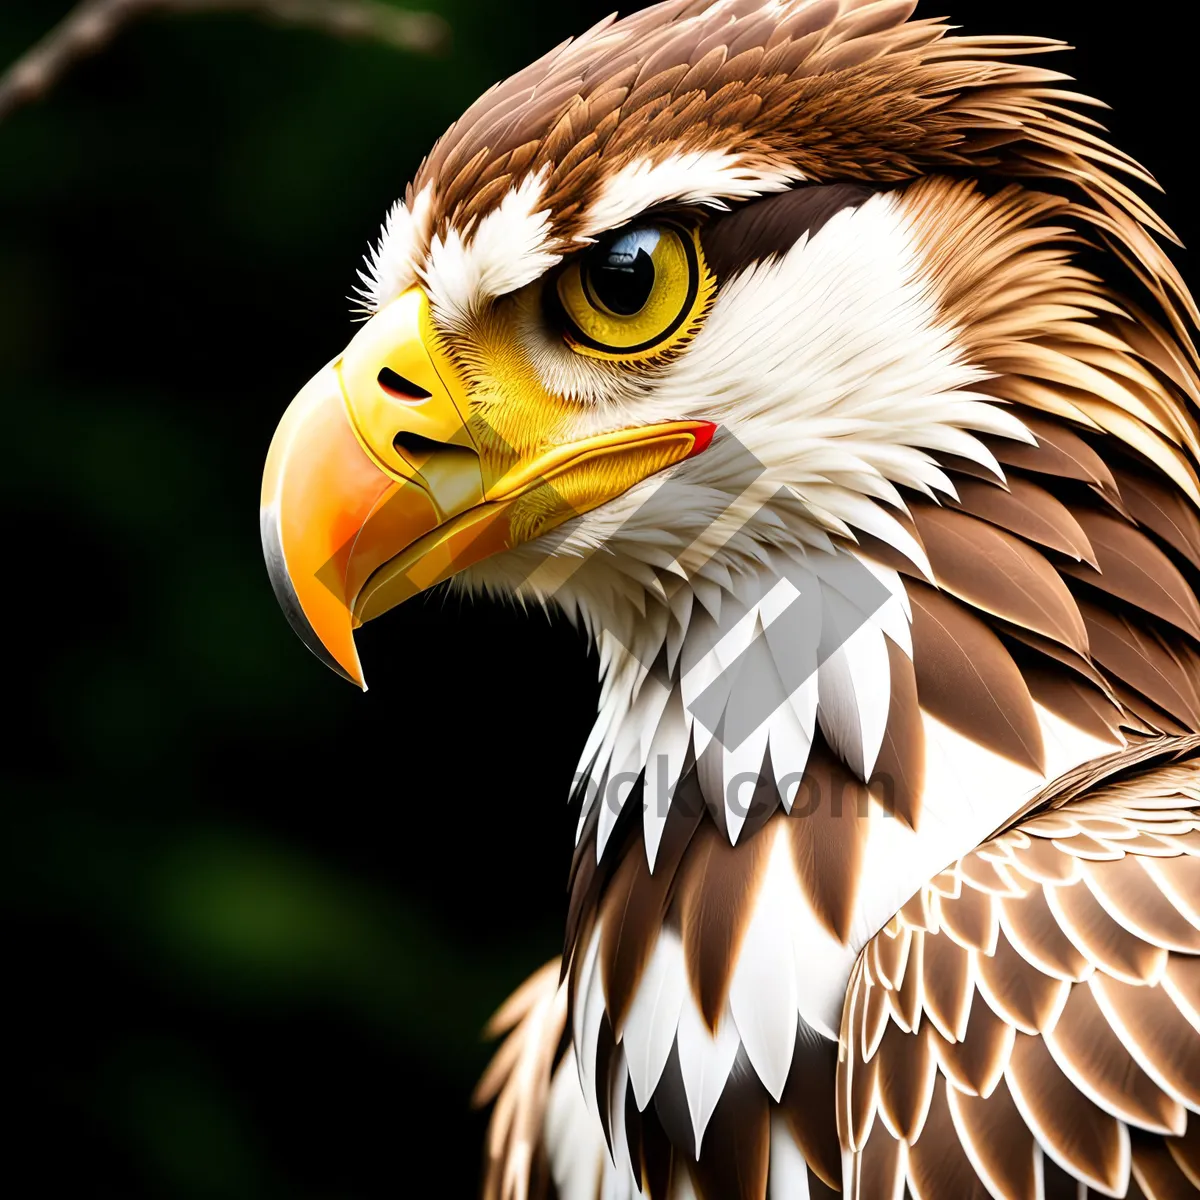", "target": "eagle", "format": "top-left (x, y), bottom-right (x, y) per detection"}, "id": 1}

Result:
top-left (258, 1), bottom-right (1200, 1196)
